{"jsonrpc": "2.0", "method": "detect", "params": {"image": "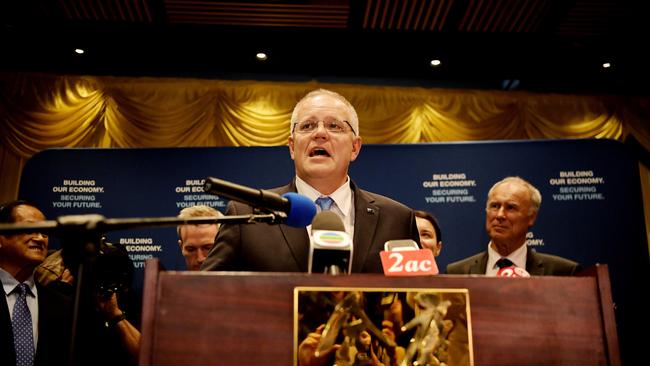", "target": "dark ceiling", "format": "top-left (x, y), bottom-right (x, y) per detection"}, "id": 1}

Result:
top-left (1, 0), bottom-right (648, 95)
